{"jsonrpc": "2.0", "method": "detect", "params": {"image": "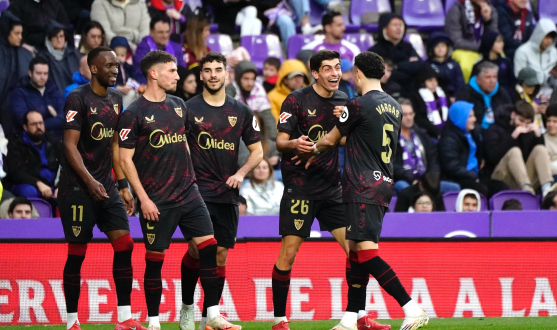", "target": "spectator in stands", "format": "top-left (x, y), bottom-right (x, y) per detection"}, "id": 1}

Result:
top-left (513, 67), bottom-right (547, 134)
top-left (545, 105), bottom-right (557, 182)
top-left (181, 14), bottom-right (211, 69)
top-left (484, 102), bottom-right (555, 196)
top-left (427, 32), bottom-right (465, 101)
top-left (514, 18), bottom-right (557, 90)
top-left (455, 189), bottom-right (480, 212)
top-left (456, 61), bottom-right (512, 129)
top-left (542, 191), bottom-right (557, 210)
top-left (0, 11), bottom-right (33, 117)
top-left (148, 0), bottom-right (197, 35)
top-left (10, 57), bottom-right (65, 135)
top-left (410, 192), bottom-right (435, 213)
top-left (395, 99), bottom-right (460, 194)
top-left (302, 11), bottom-right (360, 62)
top-left (471, 31), bottom-right (515, 96)
top-left (369, 13), bottom-right (419, 66)
top-left (91, 0), bottom-right (150, 48)
top-left (409, 65), bottom-right (450, 139)
top-left (496, 0), bottom-right (535, 60)
top-left (238, 195), bottom-right (247, 215)
top-left (439, 101), bottom-right (488, 196)
top-left (64, 56), bottom-right (91, 99)
top-left (111, 36), bottom-right (143, 106)
top-left (296, 49), bottom-right (315, 78)
top-left (445, 0), bottom-right (499, 82)
top-left (501, 198), bottom-right (523, 210)
top-left (38, 25), bottom-right (82, 95)
top-left (4, 111), bottom-right (62, 200)
top-left (77, 21), bottom-right (107, 55)
top-left (8, 0), bottom-right (70, 50)
top-left (339, 59), bottom-right (356, 99)
top-left (268, 59), bottom-right (310, 122)
top-left (395, 171), bottom-right (446, 212)
top-left (259, 57), bottom-right (281, 93)
top-left (7, 197), bottom-right (34, 219)
top-left (59, 0), bottom-right (94, 34)
top-left (381, 58), bottom-right (402, 99)
top-left (239, 158), bottom-right (283, 215)
top-left (172, 66), bottom-right (197, 102)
